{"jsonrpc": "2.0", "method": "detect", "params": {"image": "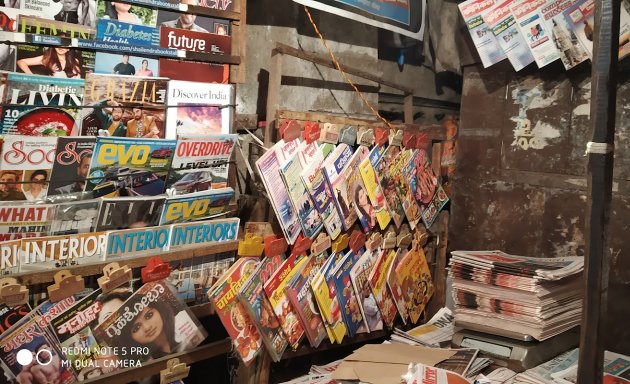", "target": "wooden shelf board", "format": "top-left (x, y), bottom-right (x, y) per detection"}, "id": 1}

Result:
top-left (16, 240), bottom-right (239, 285)
top-left (280, 330), bottom-right (390, 360)
top-left (82, 338), bottom-right (232, 384)
top-left (276, 110), bottom-right (447, 141)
